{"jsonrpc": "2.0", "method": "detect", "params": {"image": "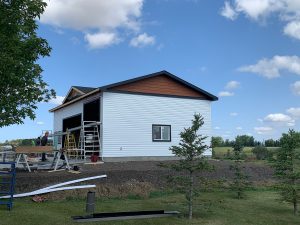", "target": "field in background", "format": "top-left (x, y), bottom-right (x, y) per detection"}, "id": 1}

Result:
top-left (0, 190), bottom-right (299, 225)
top-left (213, 147), bottom-right (280, 160)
